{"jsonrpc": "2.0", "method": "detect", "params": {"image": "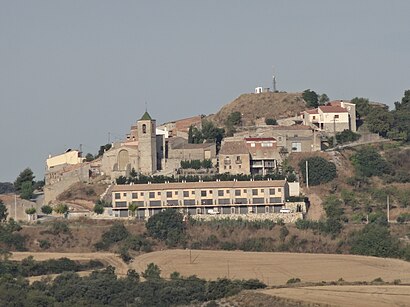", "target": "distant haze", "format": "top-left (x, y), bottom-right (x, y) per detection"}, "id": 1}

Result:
top-left (1, 0), bottom-right (409, 182)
